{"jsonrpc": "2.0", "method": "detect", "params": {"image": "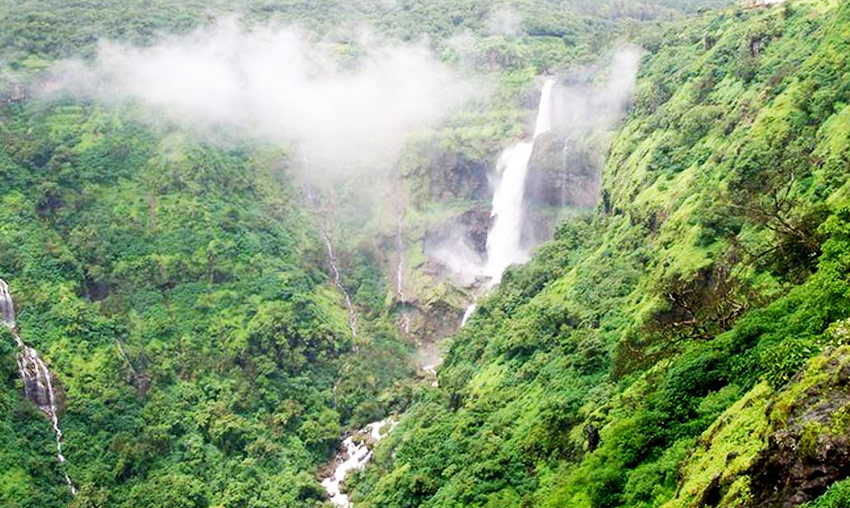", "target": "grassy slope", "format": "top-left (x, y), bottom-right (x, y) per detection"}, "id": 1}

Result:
top-left (0, 101), bottom-right (416, 507)
top-left (354, 1), bottom-right (850, 507)
top-left (0, 0), bottom-right (741, 507)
